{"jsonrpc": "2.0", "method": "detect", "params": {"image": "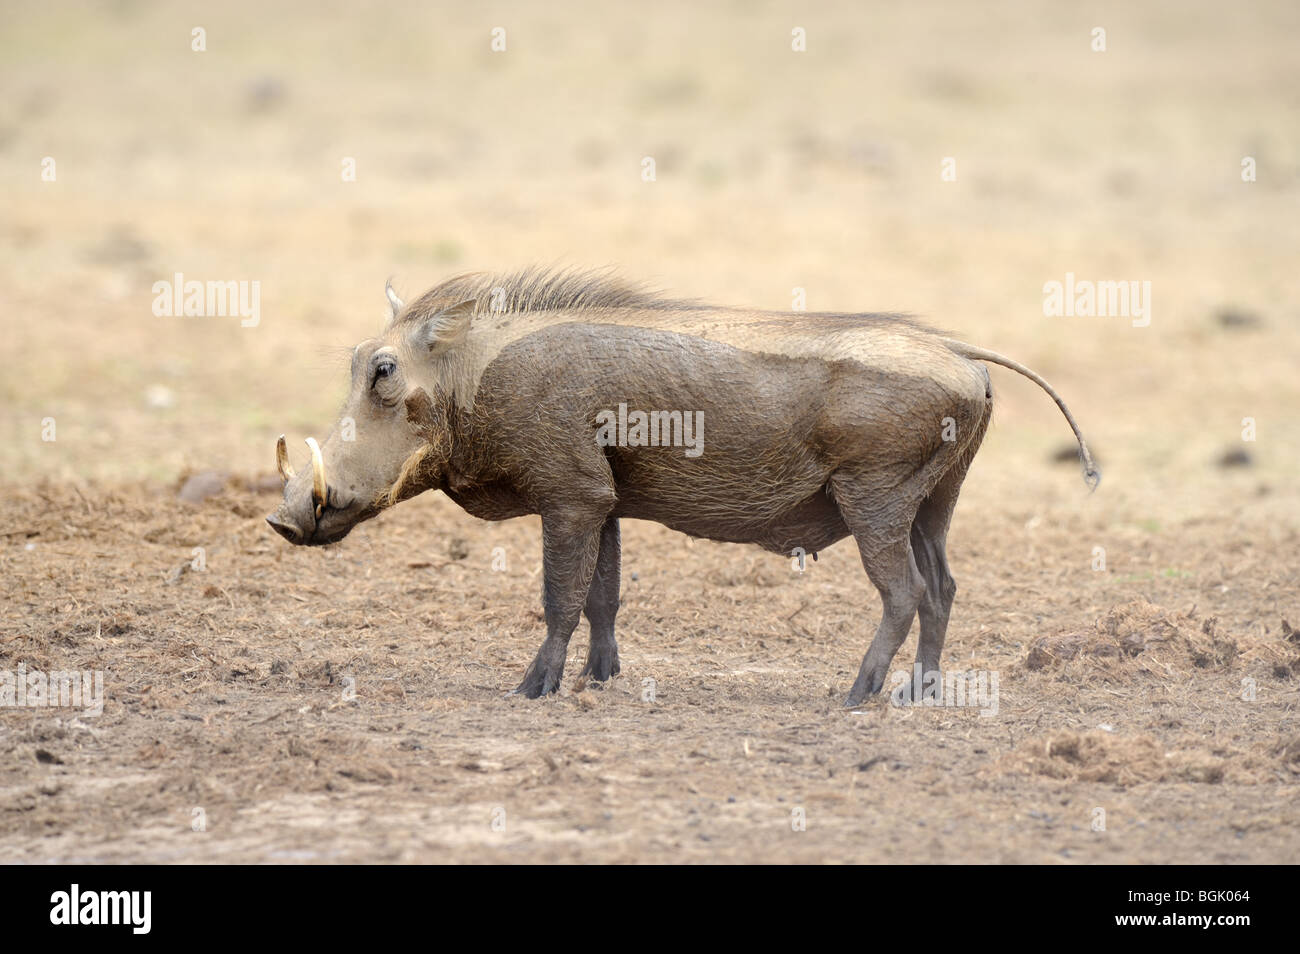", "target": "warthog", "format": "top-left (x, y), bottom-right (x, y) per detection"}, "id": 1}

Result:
top-left (268, 268), bottom-right (1097, 705)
